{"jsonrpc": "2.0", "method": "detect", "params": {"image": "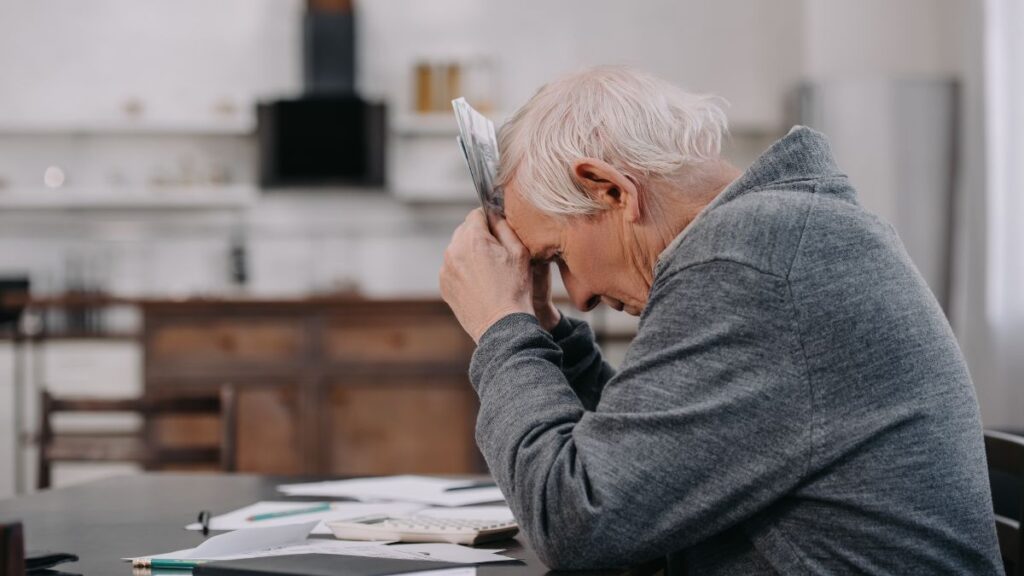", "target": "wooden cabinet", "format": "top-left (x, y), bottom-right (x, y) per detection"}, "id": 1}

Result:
top-left (326, 376), bottom-right (478, 475)
top-left (142, 299), bottom-right (479, 476)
